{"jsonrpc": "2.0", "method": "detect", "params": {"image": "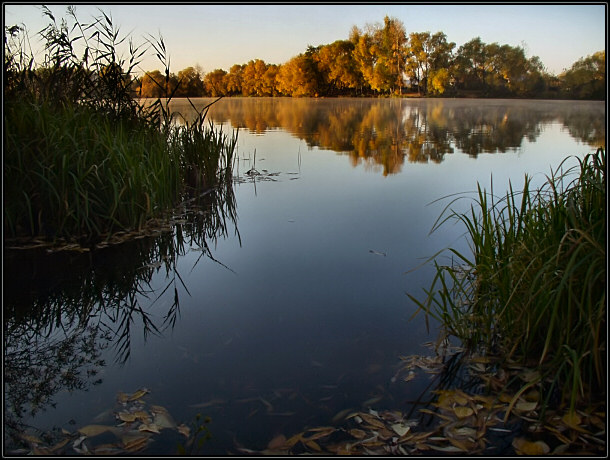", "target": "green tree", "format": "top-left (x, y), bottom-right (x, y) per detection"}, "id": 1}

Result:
top-left (453, 37), bottom-right (488, 91)
top-left (406, 31), bottom-right (455, 95)
top-left (560, 50), bottom-right (605, 99)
